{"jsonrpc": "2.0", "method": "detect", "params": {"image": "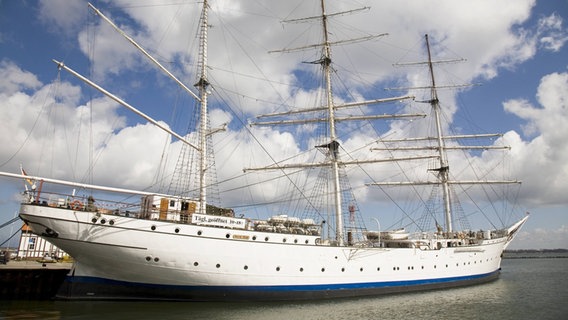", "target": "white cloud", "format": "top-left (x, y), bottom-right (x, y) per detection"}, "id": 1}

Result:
top-left (0, 60), bottom-right (42, 94)
top-left (0, 61), bottom-right (132, 185)
top-left (510, 224), bottom-right (568, 250)
top-left (538, 13), bottom-right (568, 52)
top-left (31, 0), bottom-right (545, 121)
top-left (76, 17), bottom-right (144, 82)
top-left (38, 0), bottom-right (86, 35)
top-left (503, 72), bottom-right (568, 205)
top-left (94, 122), bottom-right (171, 188)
